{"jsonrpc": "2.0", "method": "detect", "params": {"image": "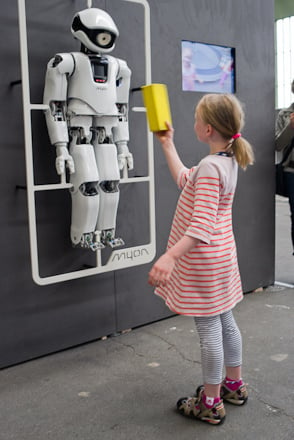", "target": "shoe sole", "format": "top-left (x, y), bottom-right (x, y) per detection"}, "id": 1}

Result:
top-left (177, 407), bottom-right (225, 425)
top-left (223, 396), bottom-right (248, 406)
